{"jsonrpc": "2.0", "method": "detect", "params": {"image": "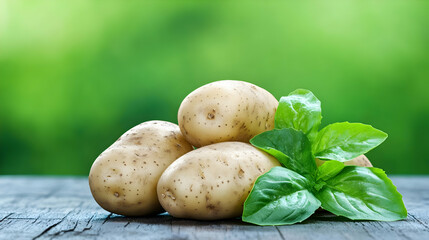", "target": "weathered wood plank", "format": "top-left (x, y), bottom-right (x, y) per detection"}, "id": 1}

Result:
top-left (0, 176), bottom-right (427, 240)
